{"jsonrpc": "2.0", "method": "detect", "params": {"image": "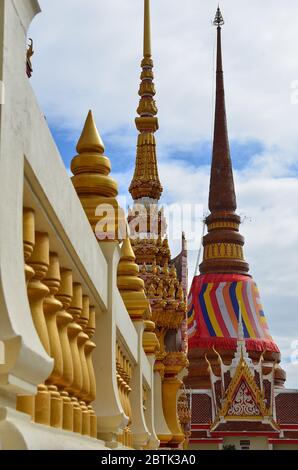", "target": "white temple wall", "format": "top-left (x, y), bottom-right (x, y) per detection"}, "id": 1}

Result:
top-left (0, 0), bottom-right (159, 450)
